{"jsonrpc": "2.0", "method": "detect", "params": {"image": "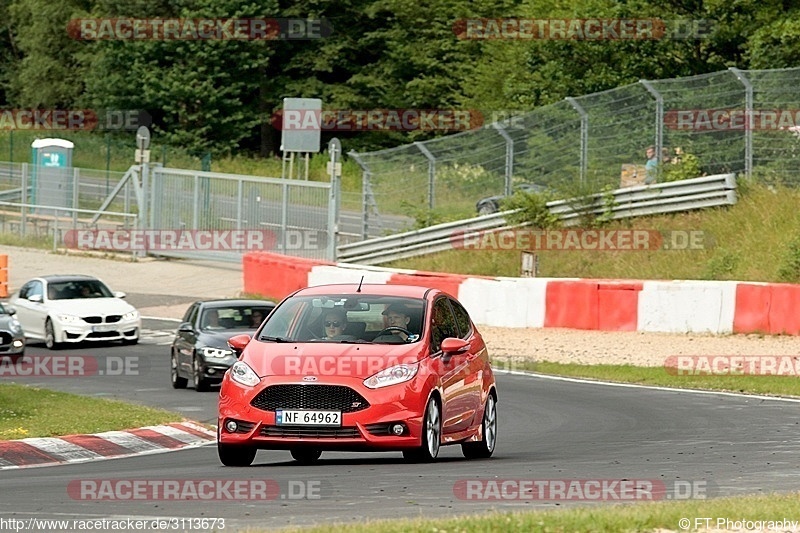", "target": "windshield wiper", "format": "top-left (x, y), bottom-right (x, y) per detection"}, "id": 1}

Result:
top-left (260, 335), bottom-right (291, 342)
